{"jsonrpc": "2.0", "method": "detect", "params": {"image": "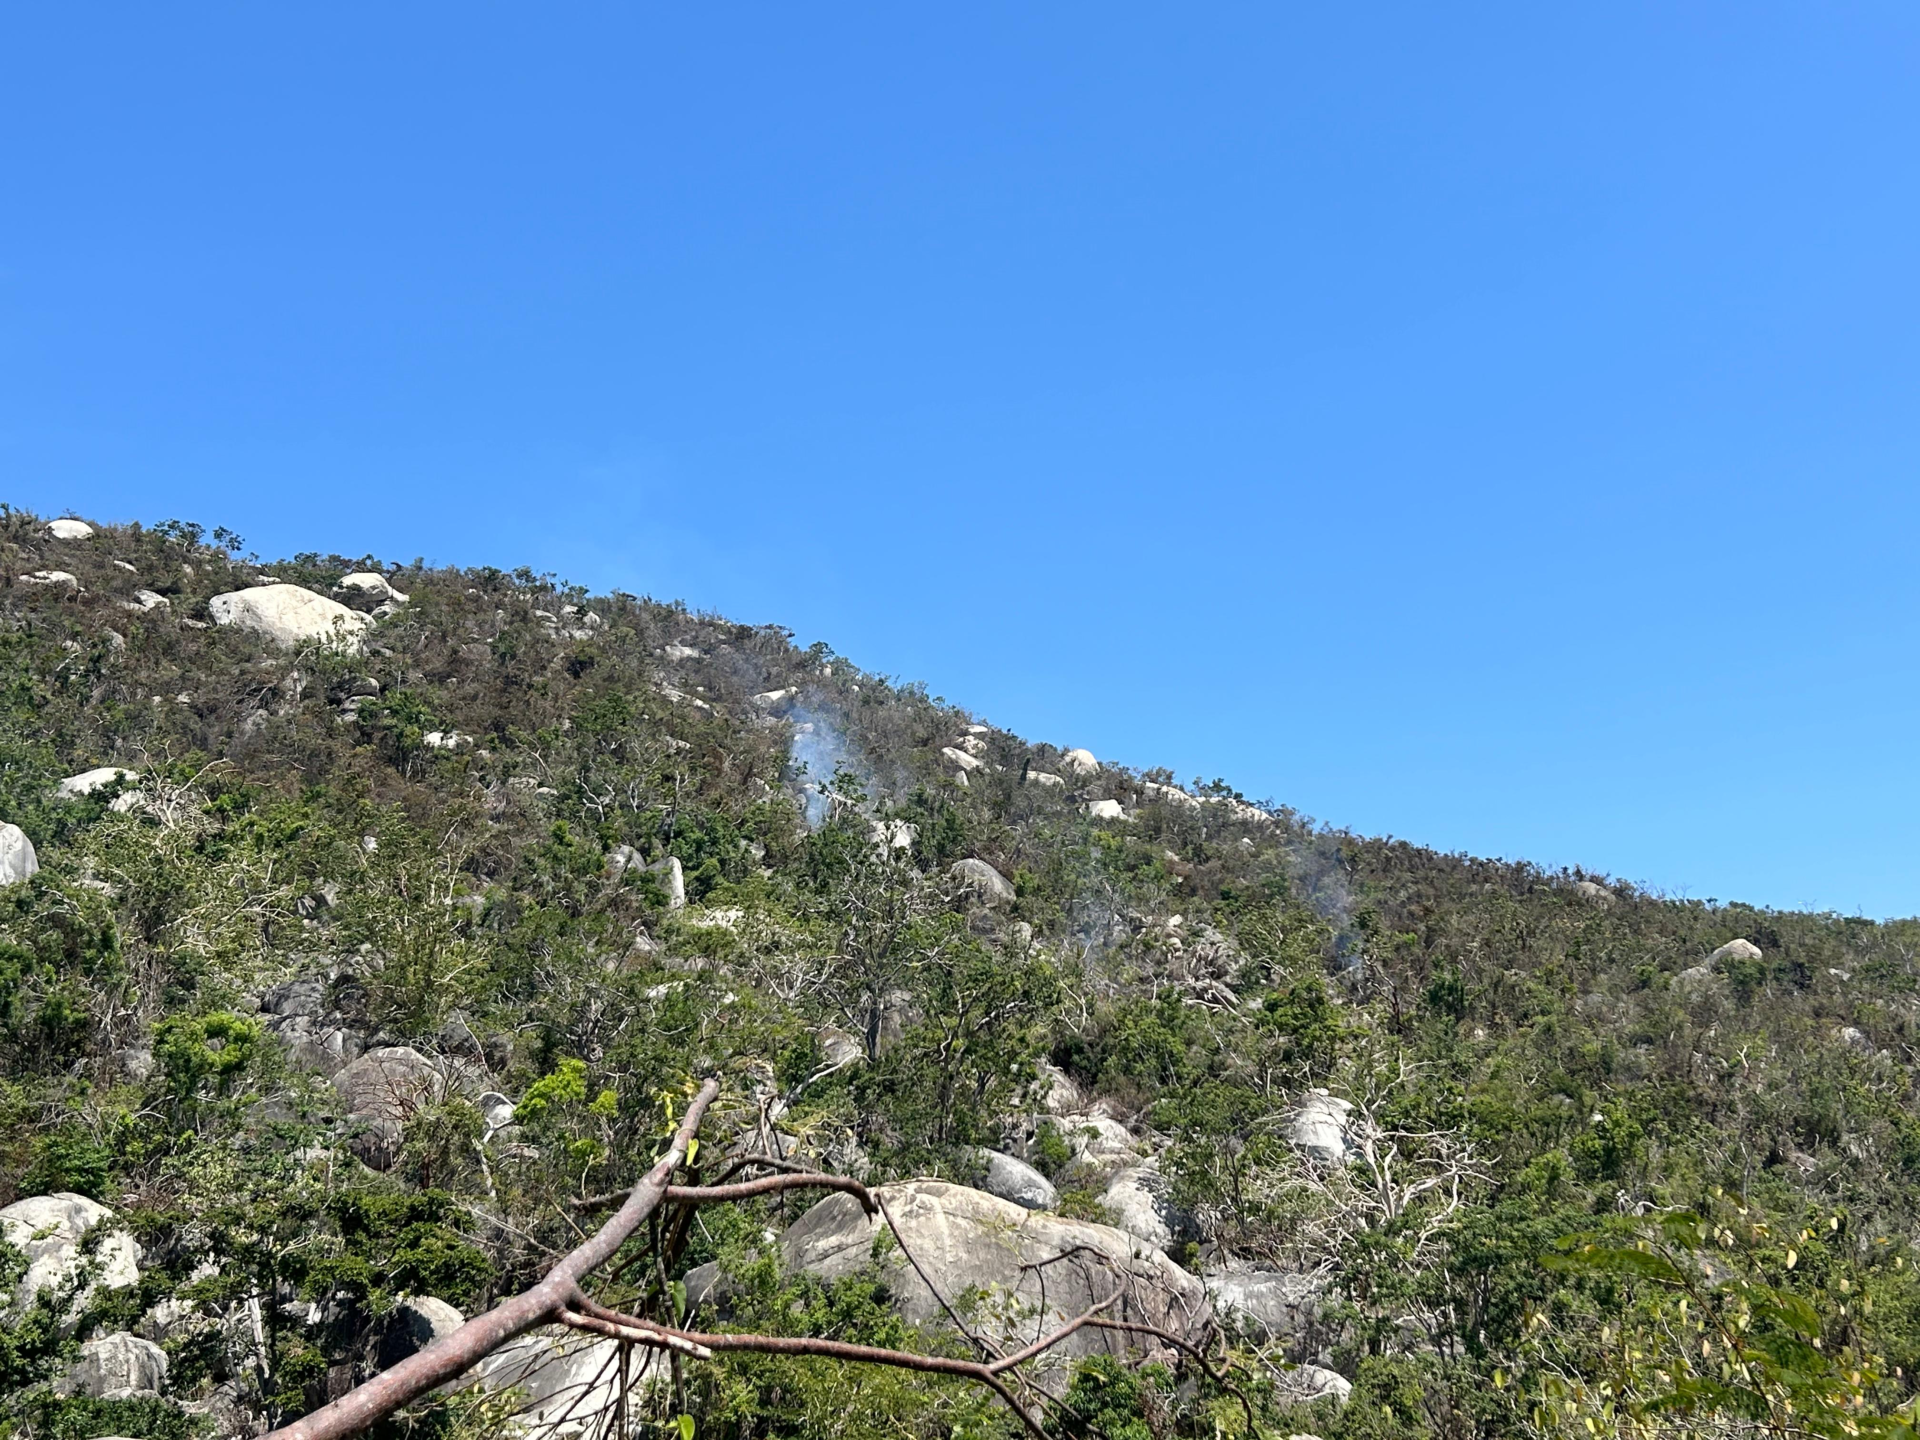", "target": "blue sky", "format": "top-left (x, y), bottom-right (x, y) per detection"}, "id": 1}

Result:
top-left (5, 5), bottom-right (1919, 914)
